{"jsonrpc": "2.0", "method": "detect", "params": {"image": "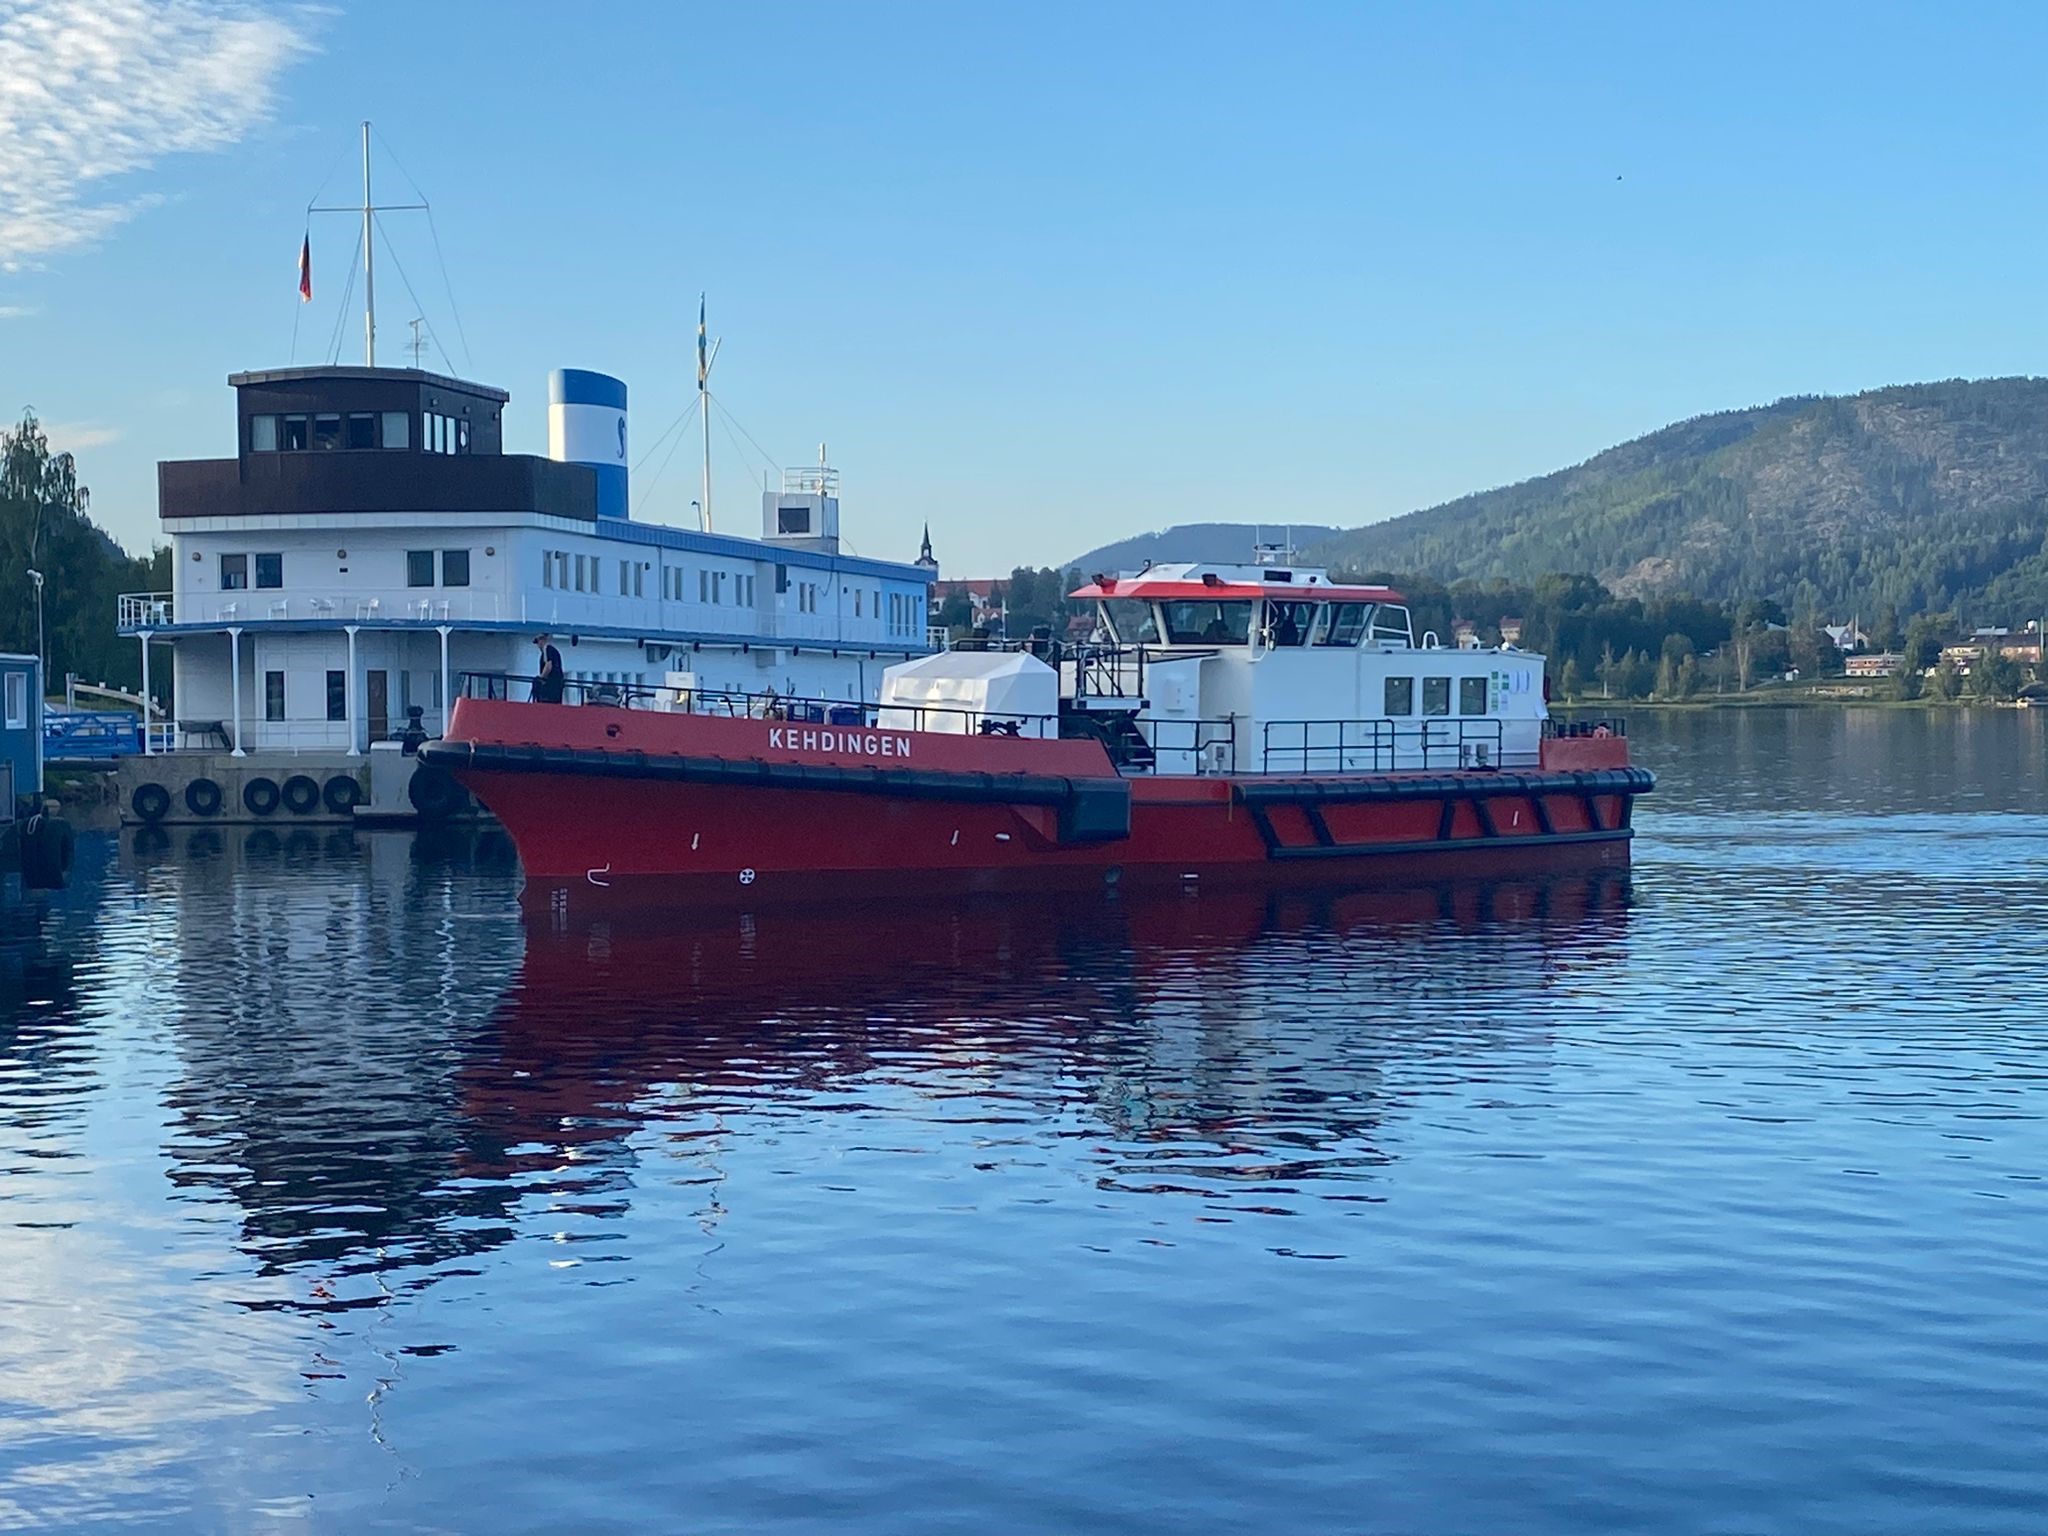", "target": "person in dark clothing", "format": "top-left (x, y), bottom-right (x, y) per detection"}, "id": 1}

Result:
top-left (532, 633), bottom-right (566, 704)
